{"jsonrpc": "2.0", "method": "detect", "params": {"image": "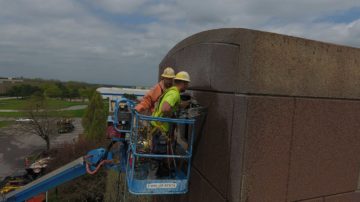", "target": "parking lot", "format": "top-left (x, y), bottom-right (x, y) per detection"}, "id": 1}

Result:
top-left (0, 118), bottom-right (83, 179)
